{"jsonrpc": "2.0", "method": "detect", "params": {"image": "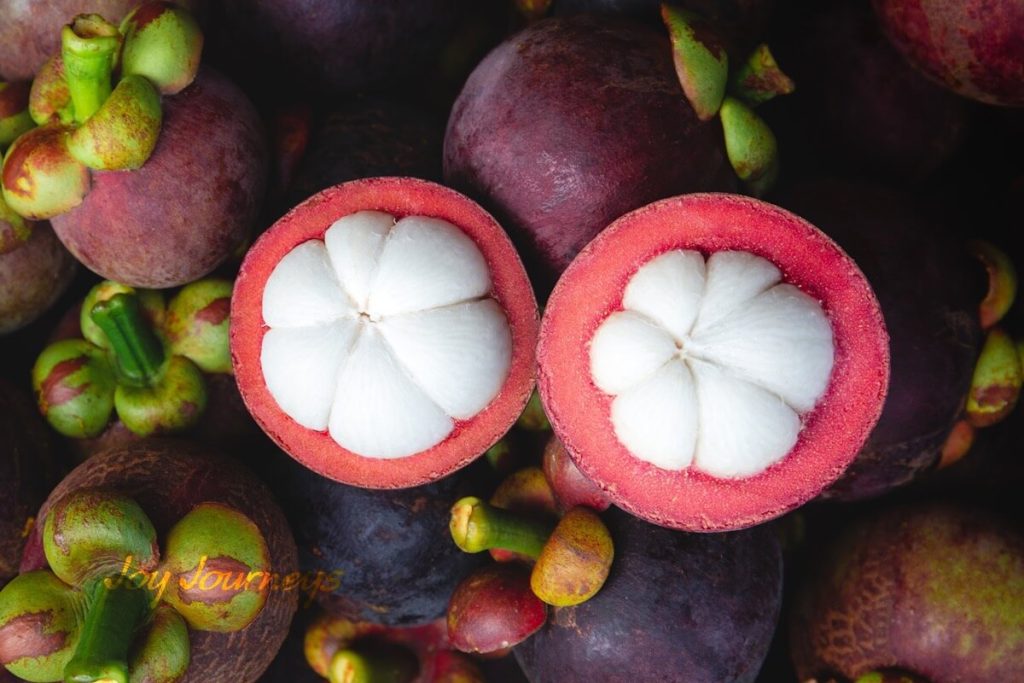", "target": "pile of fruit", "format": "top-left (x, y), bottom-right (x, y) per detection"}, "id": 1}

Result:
top-left (2, 1), bottom-right (1022, 681)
